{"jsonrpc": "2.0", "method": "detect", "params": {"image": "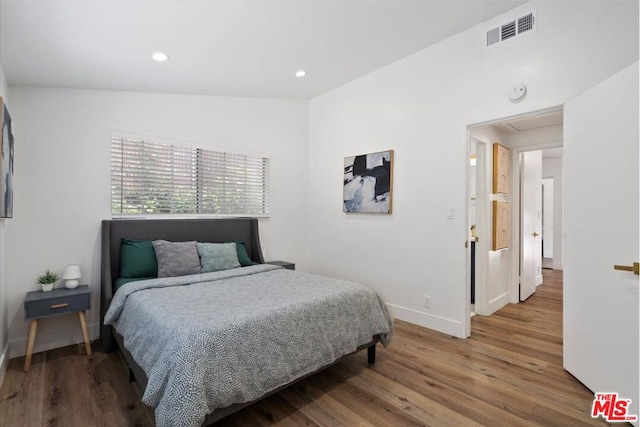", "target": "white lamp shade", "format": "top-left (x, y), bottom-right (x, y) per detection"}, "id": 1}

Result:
top-left (63, 264), bottom-right (81, 279)
top-left (63, 264), bottom-right (81, 289)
